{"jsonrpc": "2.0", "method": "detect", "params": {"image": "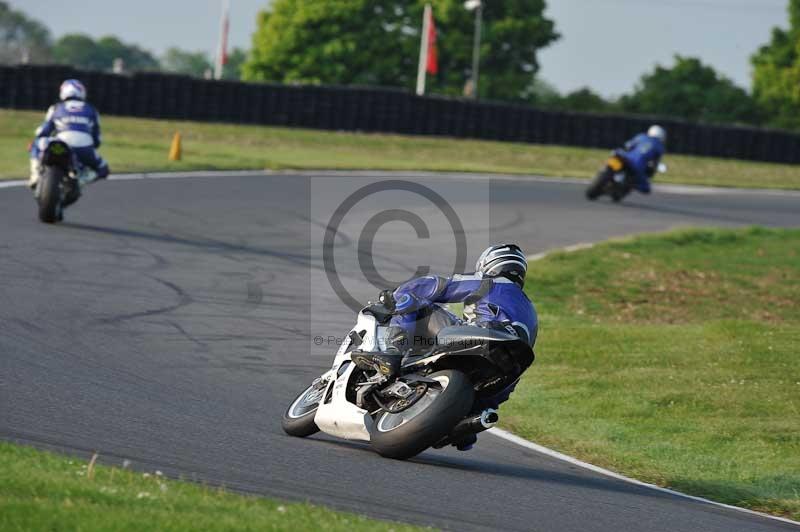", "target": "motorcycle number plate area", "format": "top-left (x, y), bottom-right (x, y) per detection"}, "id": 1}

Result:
top-left (314, 362), bottom-right (374, 441)
top-left (608, 157), bottom-right (624, 171)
